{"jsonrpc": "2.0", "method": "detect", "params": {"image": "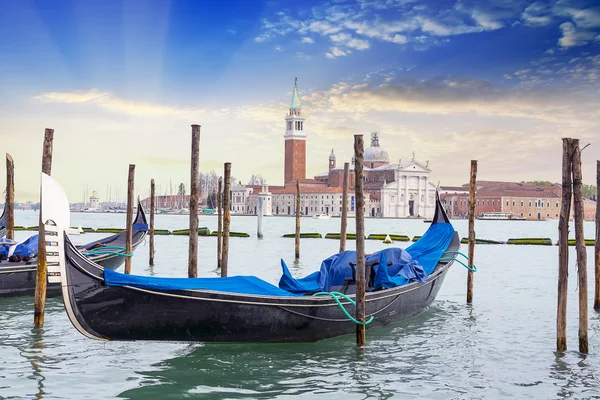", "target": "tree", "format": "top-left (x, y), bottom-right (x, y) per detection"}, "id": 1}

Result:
top-left (525, 181), bottom-right (553, 186)
top-left (248, 174), bottom-right (265, 186)
top-left (178, 183), bottom-right (186, 197)
top-left (583, 184), bottom-right (597, 200)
